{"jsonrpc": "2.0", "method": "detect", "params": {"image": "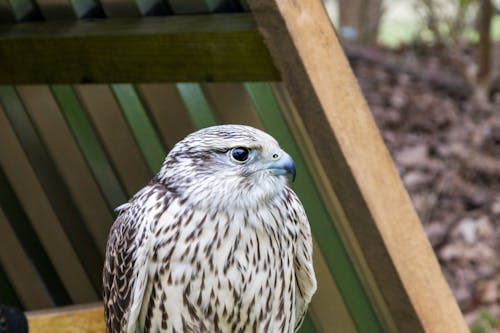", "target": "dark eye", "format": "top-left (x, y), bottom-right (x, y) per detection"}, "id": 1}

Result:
top-left (230, 147), bottom-right (250, 162)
